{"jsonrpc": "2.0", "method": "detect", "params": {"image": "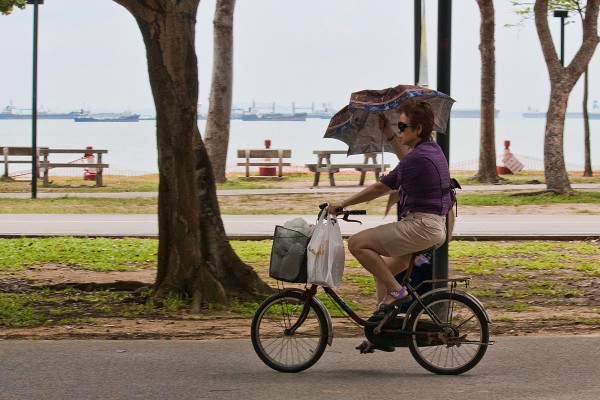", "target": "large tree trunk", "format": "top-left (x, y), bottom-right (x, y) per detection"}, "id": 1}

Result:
top-left (113, 0), bottom-right (270, 311)
top-left (473, 0), bottom-right (500, 183)
top-left (534, 0), bottom-right (600, 194)
top-left (204, 0), bottom-right (236, 183)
